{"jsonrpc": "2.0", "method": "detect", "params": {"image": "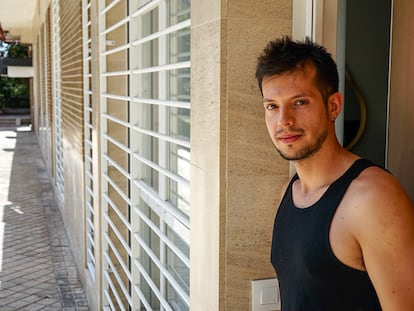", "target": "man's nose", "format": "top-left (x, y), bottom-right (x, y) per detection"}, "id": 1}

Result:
top-left (277, 107), bottom-right (294, 127)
